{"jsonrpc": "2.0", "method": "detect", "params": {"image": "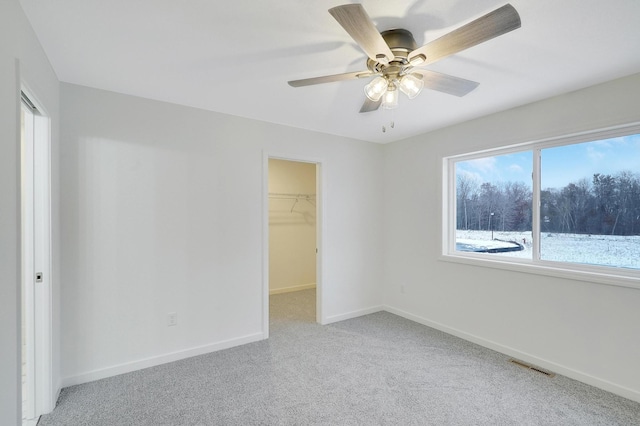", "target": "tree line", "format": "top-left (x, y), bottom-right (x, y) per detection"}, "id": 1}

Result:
top-left (456, 171), bottom-right (640, 236)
